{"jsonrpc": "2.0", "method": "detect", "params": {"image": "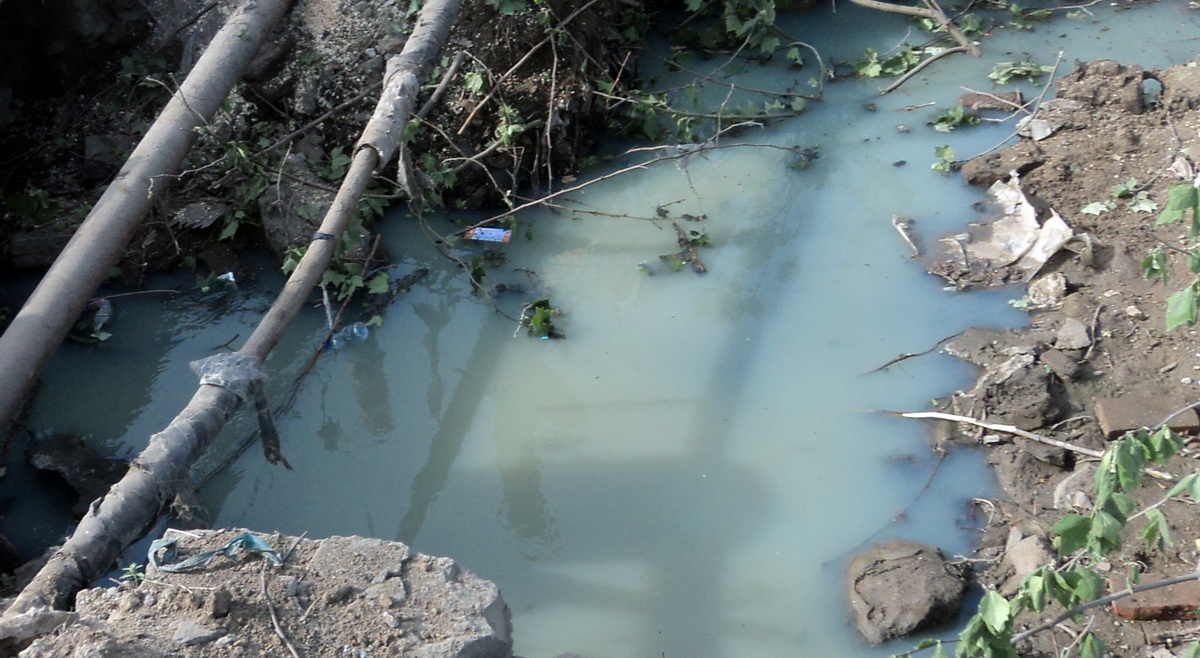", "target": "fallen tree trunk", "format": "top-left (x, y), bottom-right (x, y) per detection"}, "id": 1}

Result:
top-left (3, 0), bottom-right (463, 630)
top-left (0, 0), bottom-right (293, 437)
